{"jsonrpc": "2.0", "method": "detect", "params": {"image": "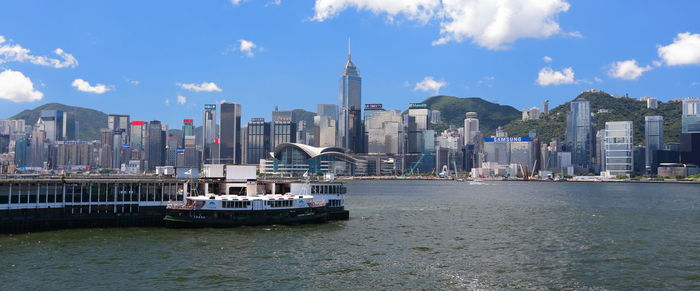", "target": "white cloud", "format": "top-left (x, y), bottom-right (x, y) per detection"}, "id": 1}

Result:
top-left (0, 35), bottom-right (78, 68)
top-left (313, 0), bottom-right (439, 23)
top-left (657, 32), bottom-right (700, 66)
top-left (594, 76), bottom-right (603, 83)
top-left (312, 0), bottom-right (572, 50)
top-left (565, 31), bottom-right (583, 38)
top-left (692, 81), bottom-right (699, 86)
top-left (414, 76), bottom-right (446, 94)
top-left (266, 0), bottom-right (282, 6)
top-left (164, 99), bottom-right (171, 106)
top-left (543, 56), bottom-right (553, 63)
top-left (608, 59), bottom-right (652, 80)
top-left (536, 67), bottom-right (575, 86)
top-left (177, 82), bottom-right (222, 92)
top-left (238, 39), bottom-right (259, 57)
top-left (230, 0), bottom-right (246, 5)
top-left (0, 69), bottom-right (44, 102)
top-left (125, 78), bottom-right (140, 85)
top-left (72, 78), bottom-right (111, 94)
top-left (177, 95), bottom-right (187, 105)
